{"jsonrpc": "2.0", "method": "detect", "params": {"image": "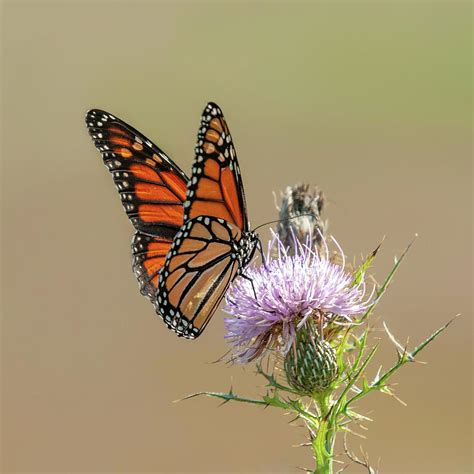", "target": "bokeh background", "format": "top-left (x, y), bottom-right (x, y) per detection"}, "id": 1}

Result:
top-left (1, 1), bottom-right (472, 473)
